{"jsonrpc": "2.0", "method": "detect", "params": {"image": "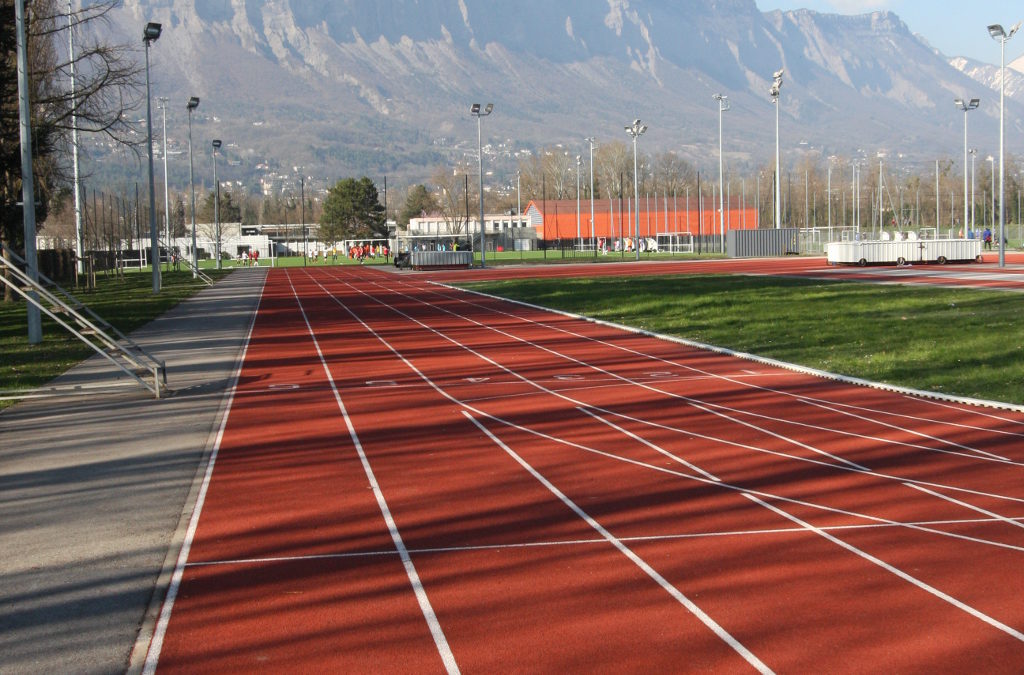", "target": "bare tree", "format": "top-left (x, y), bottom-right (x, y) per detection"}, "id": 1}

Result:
top-left (431, 164), bottom-right (473, 236)
top-left (2, 0), bottom-right (143, 298)
top-left (594, 141), bottom-right (631, 200)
